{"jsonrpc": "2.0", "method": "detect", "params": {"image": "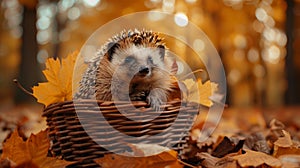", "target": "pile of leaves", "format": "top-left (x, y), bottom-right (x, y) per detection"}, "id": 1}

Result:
top-left (180, 118), bottom-right (300, 168)
top-left (1, 115), bottom-right (300, 167)
top-left (0, 130), bottom-right (72, 168)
